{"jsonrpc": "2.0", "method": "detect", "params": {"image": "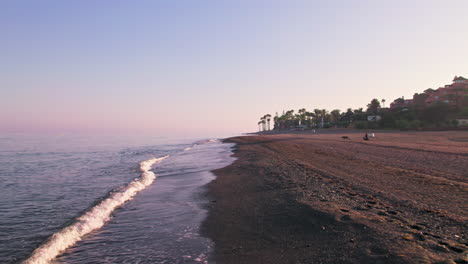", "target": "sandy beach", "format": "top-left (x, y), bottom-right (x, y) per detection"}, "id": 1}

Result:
top-left (202, 131), bottom-right (468, 264)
